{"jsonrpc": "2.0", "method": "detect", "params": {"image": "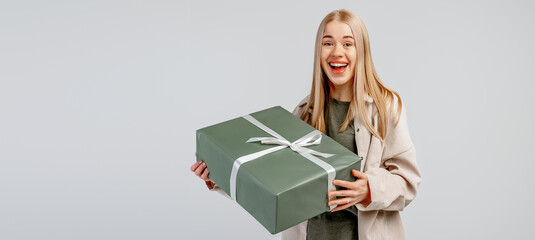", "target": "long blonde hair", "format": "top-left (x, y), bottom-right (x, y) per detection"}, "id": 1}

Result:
top-left (300, 9), bottom-right (402, 144)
